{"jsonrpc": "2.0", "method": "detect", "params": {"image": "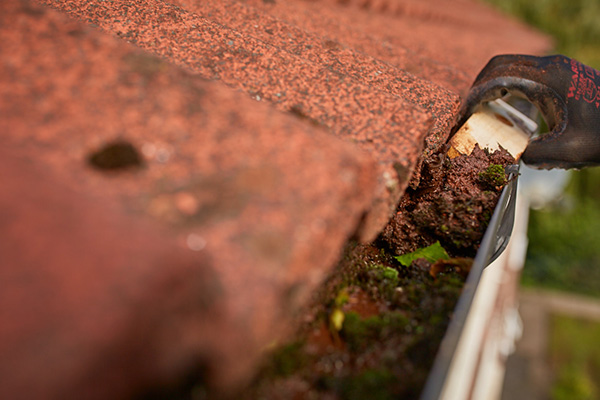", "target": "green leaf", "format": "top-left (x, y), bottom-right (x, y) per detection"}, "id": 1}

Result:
top-left (394, 241), bottom-right (450, 267)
